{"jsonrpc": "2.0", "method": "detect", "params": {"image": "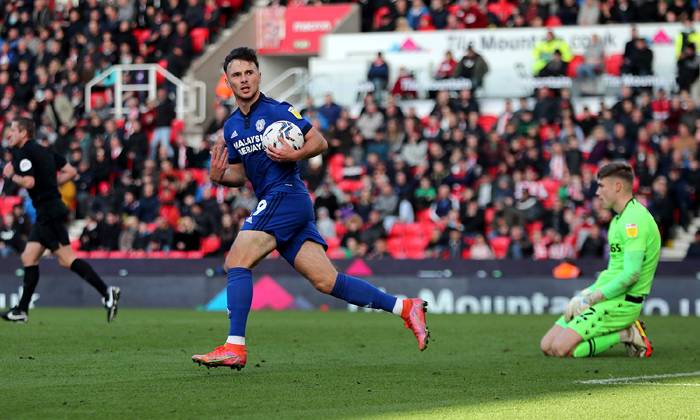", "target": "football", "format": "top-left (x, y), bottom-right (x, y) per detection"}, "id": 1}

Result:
top-left (261, 120), bottom-right (305, 151)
